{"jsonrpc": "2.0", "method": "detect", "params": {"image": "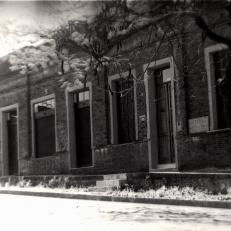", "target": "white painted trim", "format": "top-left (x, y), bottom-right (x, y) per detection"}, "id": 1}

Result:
top-left (108, 70), bottom-right (137, 144)
top-left (143, 57), bottom-right (175, 75)
top-left (143, 74), bottom-right (153, 171)
top-left (172, 57), bottom-right (179, 170)
top-left (66, 82), bottom-right (94, 169)
top-left (133, 78), bottom-right (139, 140)
top-left (65, 89), bottom-right (76, 168)
top-left (144, 76), bottom-right (150, 140)
top-left (30, 94), bottom-right (57, 158)
top-left (204, 43), bottom-right (228, 130)
top-left (157, 163), bottom-right (176, 170)
top-left (0, 104), bottom-right (20, 176)
top-left (143, 57), bottom-right (177, 171)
